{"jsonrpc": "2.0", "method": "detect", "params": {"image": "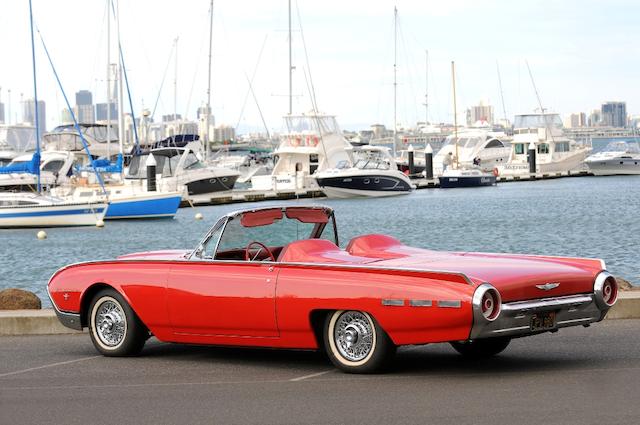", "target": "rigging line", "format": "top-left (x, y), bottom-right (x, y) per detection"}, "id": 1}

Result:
top-left (243, 72), bottom-right (271, 140)
top-left (235, 35), bottom-right (269, 133)
top-left (36, 28), bottom-right (107, 195)
top-left (151, 43), bottom-right (176, 120)
top-left (525, 59), bottom-right (555, 143)
top-left (295, 2), bottom-right (330, 165)
top-left (90, 1), bottom-right (108, 105)
top-left (27, 0), bottom-right (40, 193)
top-left (183, 9), bottom-right (210, 122)
top-left (496, 60), bottom-right (508, 123)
